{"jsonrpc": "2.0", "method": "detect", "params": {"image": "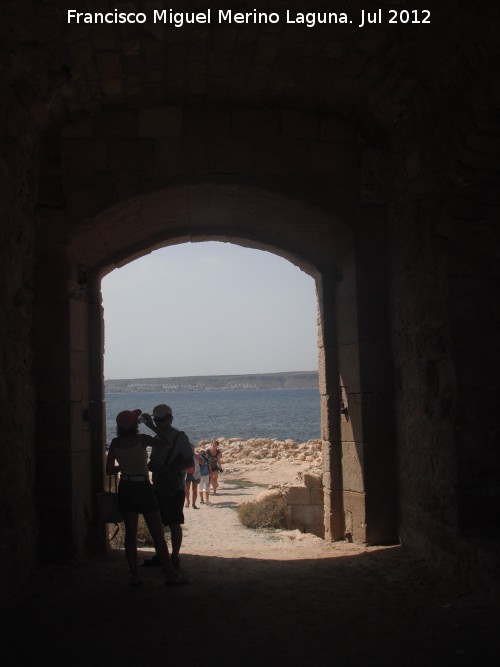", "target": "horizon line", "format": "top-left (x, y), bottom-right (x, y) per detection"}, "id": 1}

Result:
top-left (105, 369), bottom-right (319, 382)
